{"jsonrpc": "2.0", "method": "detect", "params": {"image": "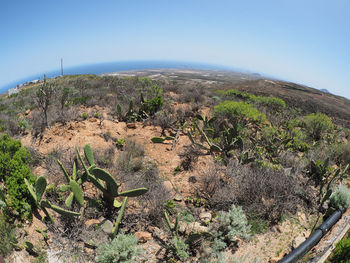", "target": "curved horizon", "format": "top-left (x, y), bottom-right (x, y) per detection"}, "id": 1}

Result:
top-left (0, 60), bottom-right (251, 92)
